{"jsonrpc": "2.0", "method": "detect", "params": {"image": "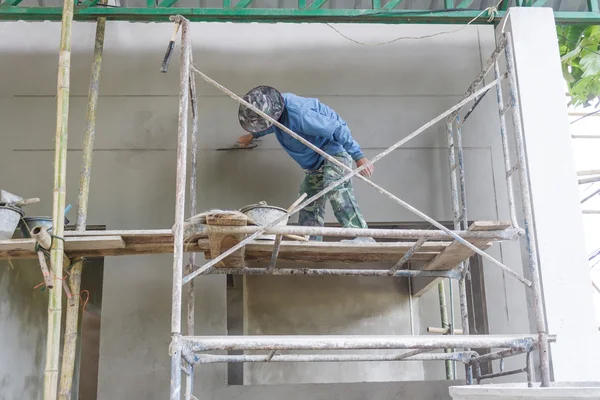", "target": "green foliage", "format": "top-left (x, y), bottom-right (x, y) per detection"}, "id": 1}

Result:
top-left (558, 25), bottom-right (600, 108)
